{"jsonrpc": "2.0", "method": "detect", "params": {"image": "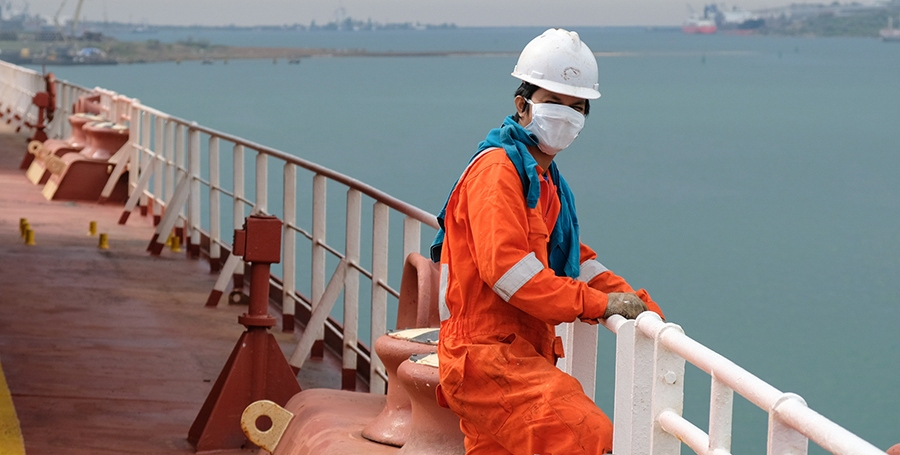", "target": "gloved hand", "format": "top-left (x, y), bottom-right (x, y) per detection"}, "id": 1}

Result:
top-left (602, 292), bottom-right (647, 320)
